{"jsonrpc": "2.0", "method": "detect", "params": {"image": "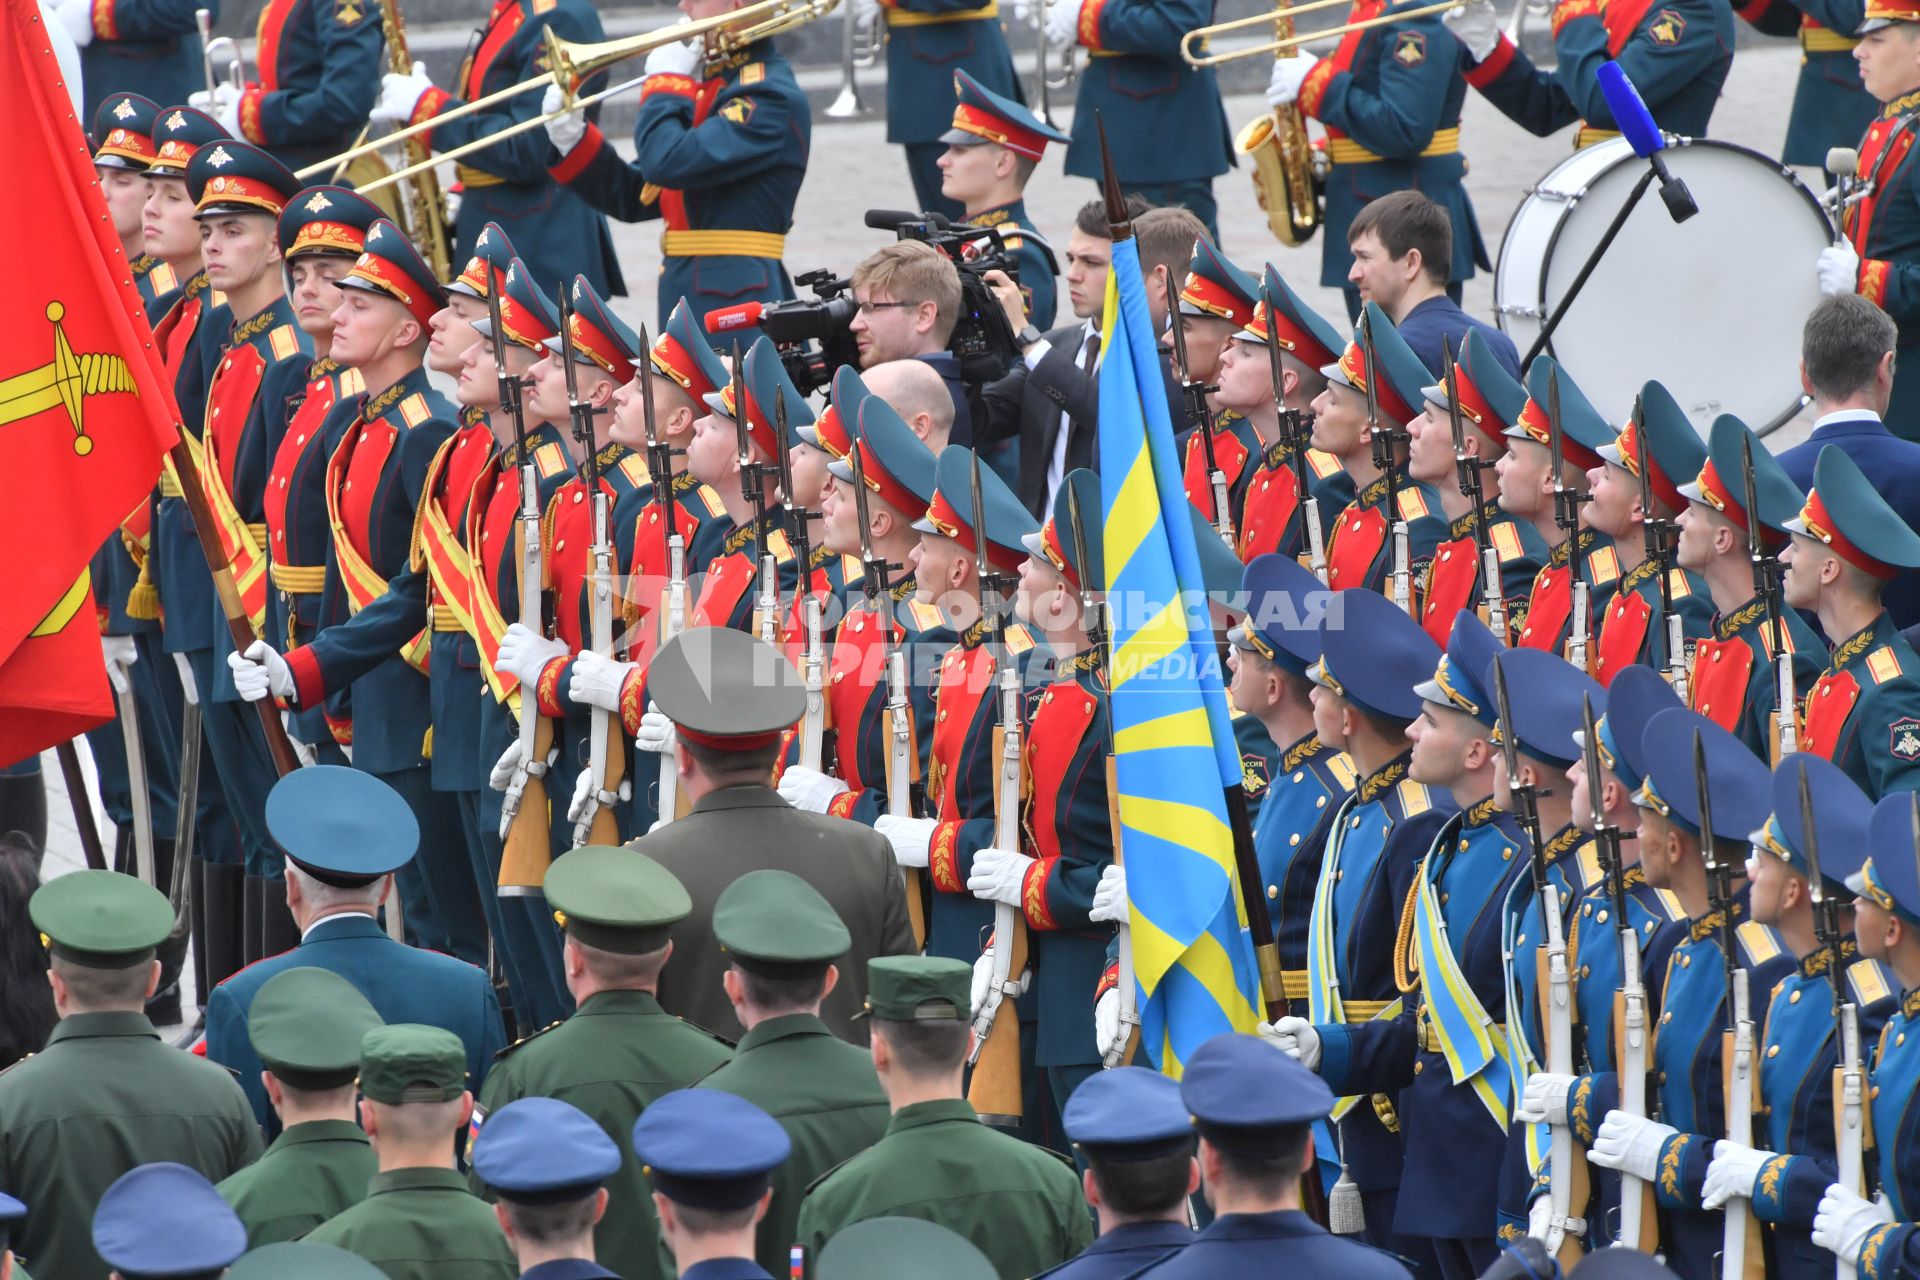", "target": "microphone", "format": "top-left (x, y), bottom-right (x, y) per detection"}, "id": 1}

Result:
top-left (704, 301), bottom-right (765, 334)
top-left (1595, 62), bottom-right (1698, 223)
top-left (864, 209), bottom-right (924, 232)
